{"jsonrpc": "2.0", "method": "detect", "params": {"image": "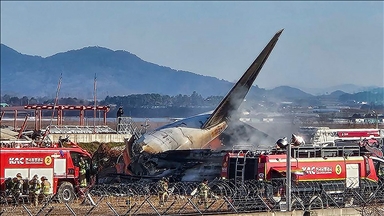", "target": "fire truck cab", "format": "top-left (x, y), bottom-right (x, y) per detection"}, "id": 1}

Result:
top-left (0, 140), bottom-right (92, 203)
